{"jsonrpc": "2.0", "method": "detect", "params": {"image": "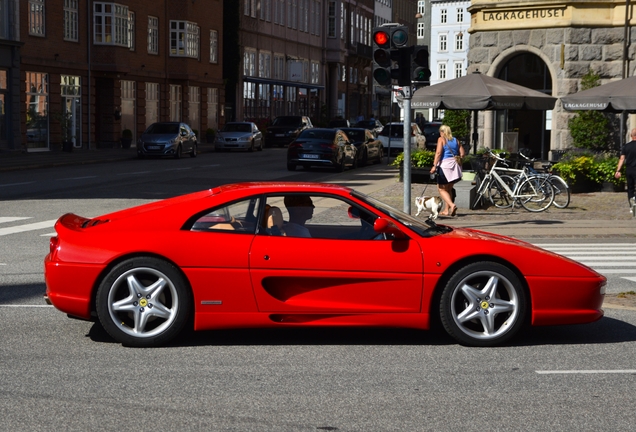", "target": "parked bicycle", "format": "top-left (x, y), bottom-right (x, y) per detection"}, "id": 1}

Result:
top-left (515, 149), bottom-right (571, 208)
top-left (472, 148), bottom-right (555, 212)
